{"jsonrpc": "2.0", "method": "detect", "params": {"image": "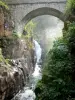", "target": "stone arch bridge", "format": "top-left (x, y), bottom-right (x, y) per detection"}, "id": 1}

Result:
top-left (4, 0), bottom-right (67, 34)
